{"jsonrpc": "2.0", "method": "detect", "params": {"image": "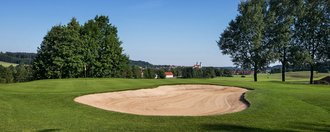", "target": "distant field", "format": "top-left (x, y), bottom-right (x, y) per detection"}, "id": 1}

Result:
top-left (0, 72), bottom-right (329, 131)
top-left (236, 71), bottom-right (330, 82)
top-left (285, 71), bottom-right (330, 79)
top-left (0, 61), bottom-right (18, 67)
